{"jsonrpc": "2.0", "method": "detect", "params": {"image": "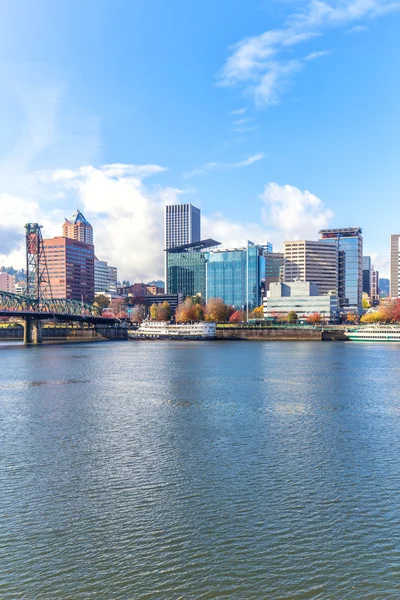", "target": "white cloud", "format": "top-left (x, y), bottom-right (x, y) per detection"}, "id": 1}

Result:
top-left (230, 107), bottom-right (248, 115)
top-left (261, 182), bottom-right (334, 245)
top-left (184, 152), bottom-right (265, 178)
top-left (218, 0), bottom-right (399, 105)
top-left (345, 23), bottom-right (370, 32)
